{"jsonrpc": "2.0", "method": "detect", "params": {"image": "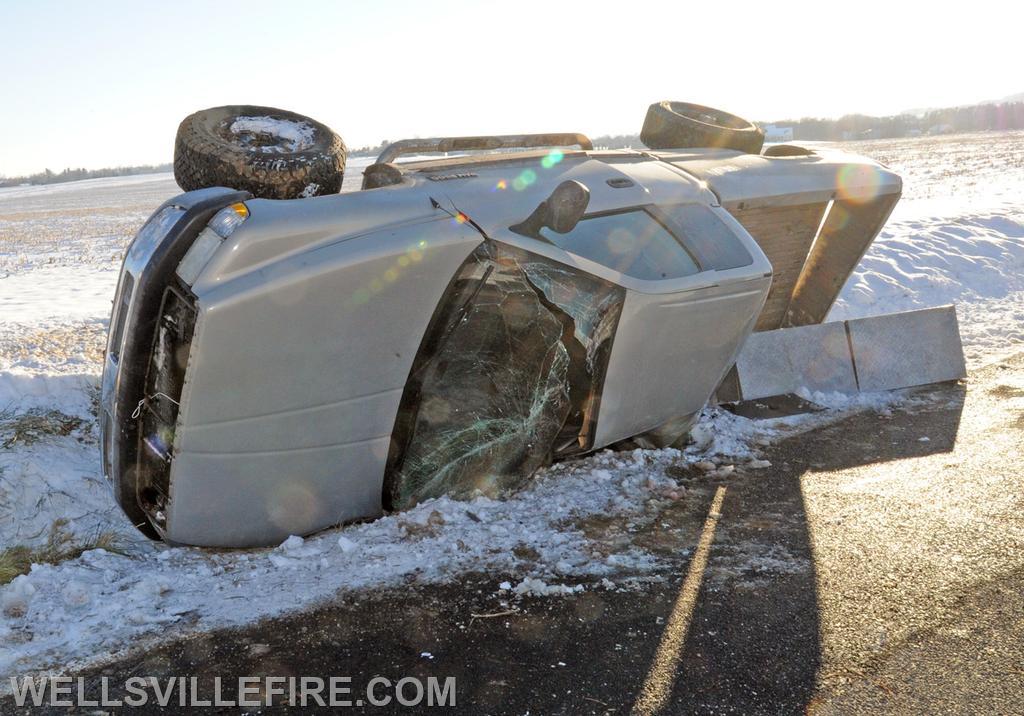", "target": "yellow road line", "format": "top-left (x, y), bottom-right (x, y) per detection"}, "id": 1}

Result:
top-left (632, 485), bottom-right (727, 716)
